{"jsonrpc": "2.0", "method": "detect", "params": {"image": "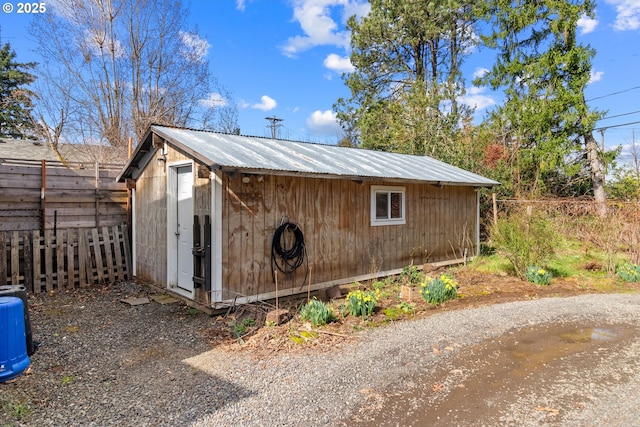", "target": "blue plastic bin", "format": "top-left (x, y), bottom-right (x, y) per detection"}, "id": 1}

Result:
top-left (0, 296), bottom-right (31, 382)
top-left (0, 285), bottom-right (34, 356)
